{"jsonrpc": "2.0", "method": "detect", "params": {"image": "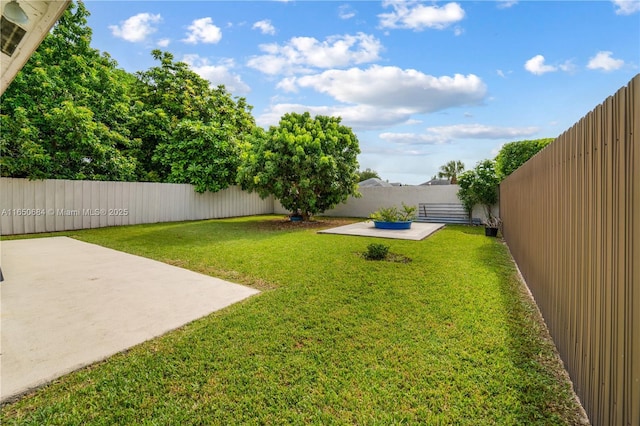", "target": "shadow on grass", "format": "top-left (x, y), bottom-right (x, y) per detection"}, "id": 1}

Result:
top-left (443, 223), bottom-right (485, 235)
top-left (474, 238), bottom-right (585, 425)
top-left (0, 218), bottom-right (587, 424)
top-left (0, 216), bottom-right (299, 247)
top-left (107, 216), bottom-right (357, 247)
